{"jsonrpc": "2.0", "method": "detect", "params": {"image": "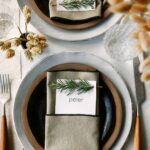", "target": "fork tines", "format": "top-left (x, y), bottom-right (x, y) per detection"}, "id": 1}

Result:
top-left (0, 74), bottom-right (10, 93)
